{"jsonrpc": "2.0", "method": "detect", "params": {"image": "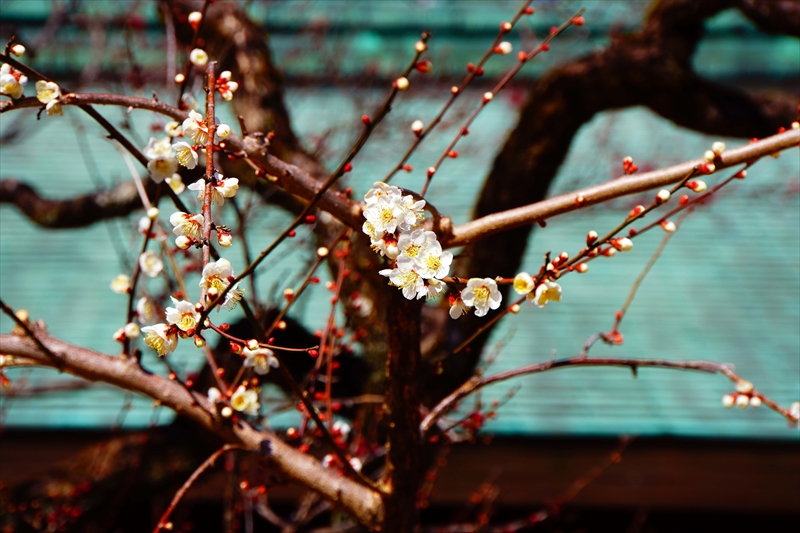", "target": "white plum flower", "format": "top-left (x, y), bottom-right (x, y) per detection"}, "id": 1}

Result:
top-left (199, 258), bottom-right (245, 310)
top-left (173, 141), bottom-right (198, 169)
top-left (461, 278), bottom-right (502, 317)
top-left (189, 48), bottom-right (209, 67)
top-left (136, 296), bottom-right (160, 325)
top-left (414, 239), bottom-right (452, 279)
top-left (141, 323), bottom-right (178, 356)
top-left (364, 182), bottom-right (402, 205)
top-left (0, 63), bottom-right (27, 99)
top-left (379, 266), bottom-right (425, 300)
top-left (182, 110), bottom-right (208, 145)
top-left (207, 387), bottom-right (222, 403)
top-left (424, 278), bottom-right (446, 300)
top-left (139, 250), bottom-right (164, 278)
top-left (362, 221), bottom-right (398, 258)
top-left (35, 80), bottom-right (62, 116)
top-left (448, 293), bottom-right (469, 319)
top-left (242, 346), bottom-right (280, 375)
top-left (165, 173), bottom-right (185, 194)
top-left (532, 281), bottom-right (562, 308)
top-left (231, 385), bottom-right (259, 415)
top-left (110, 274), bottom-right (131, 294)
top-left (169, 211), bottom-right (204, 240)
top-left (513, 272), bottom-right (535, 295)
top-left (165, 297), bottom-right (201, 332)
top-left (187, 175), bottom-right (239, 206)
top-left (143, 137), bottom-right (178, 182)
top-left (363, 193), bottom-right (425, 235)
top-left (164, 121), bottom-right (182, 137)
